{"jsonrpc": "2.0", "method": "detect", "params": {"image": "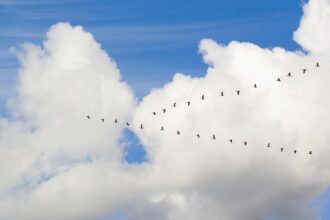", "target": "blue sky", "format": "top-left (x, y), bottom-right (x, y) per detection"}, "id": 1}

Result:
top-left (1, 0), bottom-right (329, 219)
